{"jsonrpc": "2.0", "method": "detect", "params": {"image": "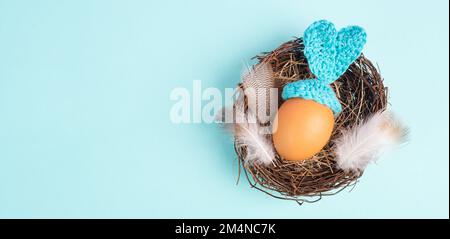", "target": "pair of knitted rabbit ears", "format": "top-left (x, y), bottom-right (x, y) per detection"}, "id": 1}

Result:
top-left (282, 20), bottom-right (367, 115)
